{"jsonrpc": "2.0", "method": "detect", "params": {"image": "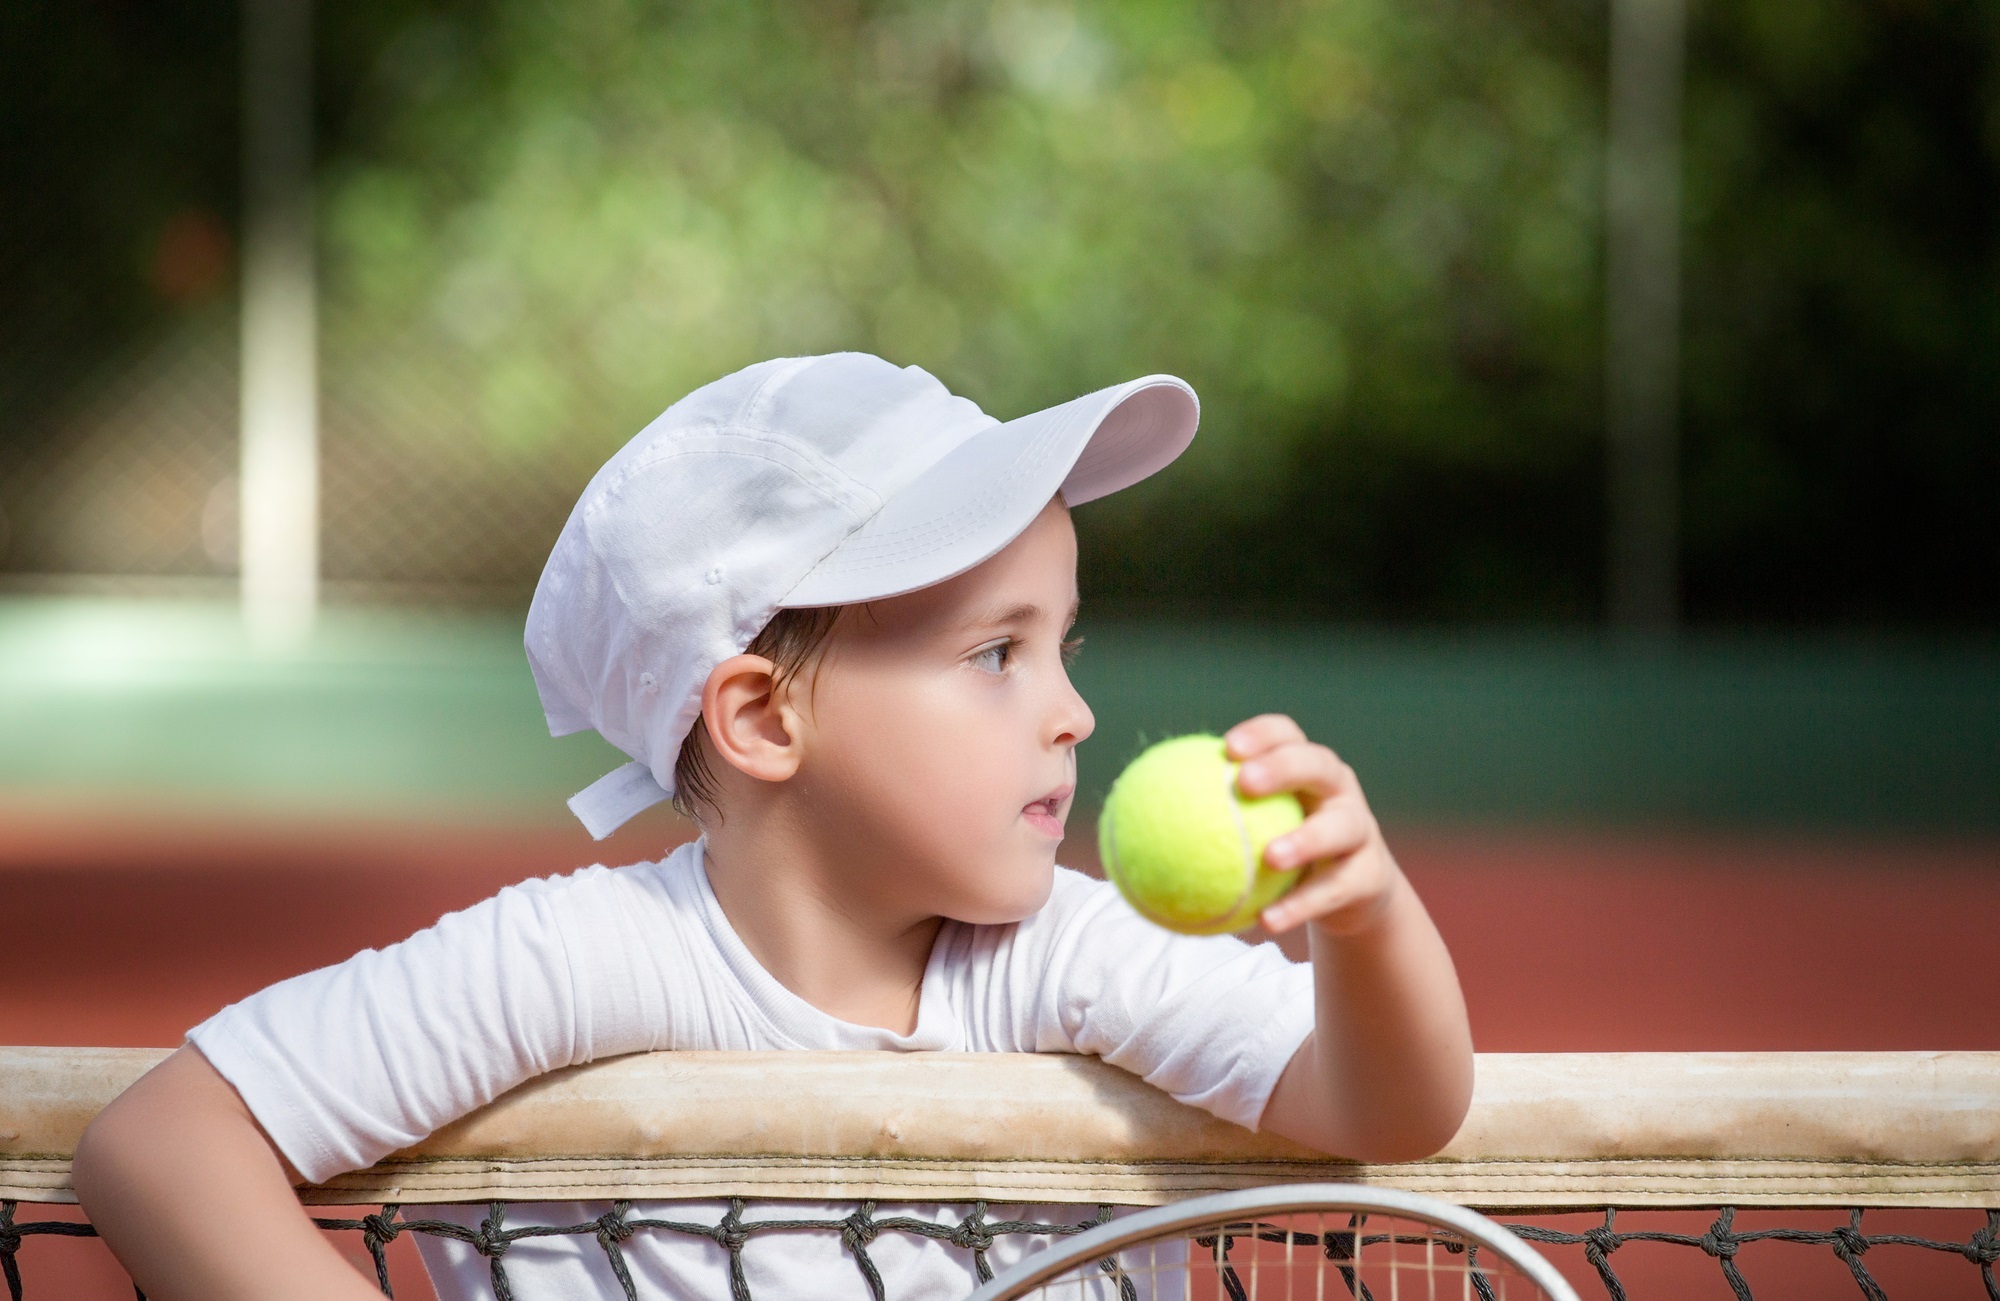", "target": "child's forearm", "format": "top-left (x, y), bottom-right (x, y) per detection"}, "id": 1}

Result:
top-left (1218, 716), bottom-right (1473, 1162)
top-left (72, 1045), bottom-right (384, 1301)
top-left (1260, 872), bottom-right (1475, 1162)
